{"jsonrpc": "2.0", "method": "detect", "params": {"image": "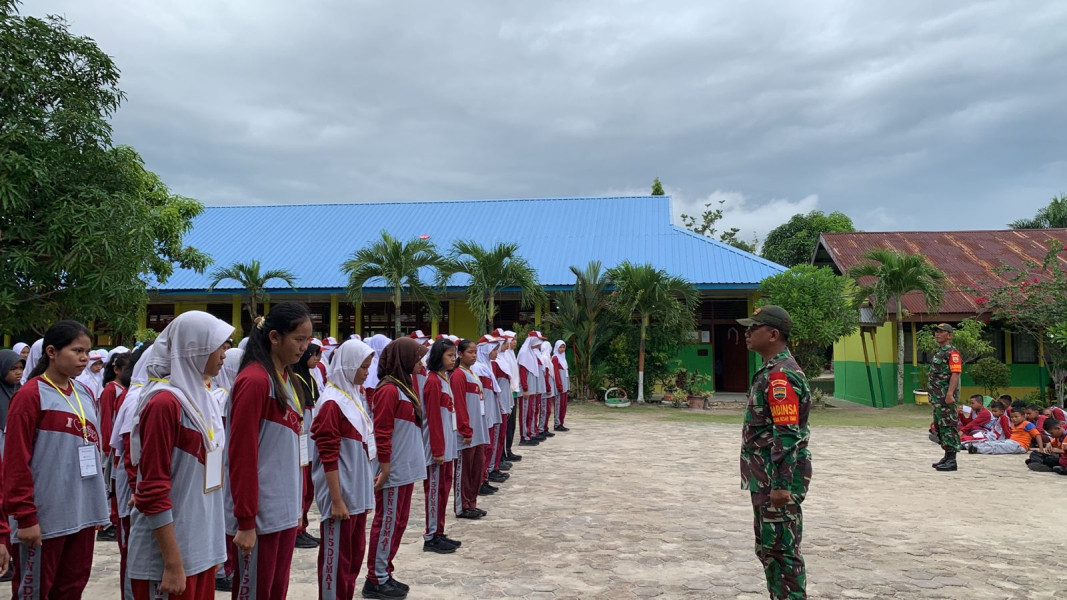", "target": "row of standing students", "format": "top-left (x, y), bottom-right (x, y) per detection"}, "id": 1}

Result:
top-left (0, 302), bottom-right (571, 600)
